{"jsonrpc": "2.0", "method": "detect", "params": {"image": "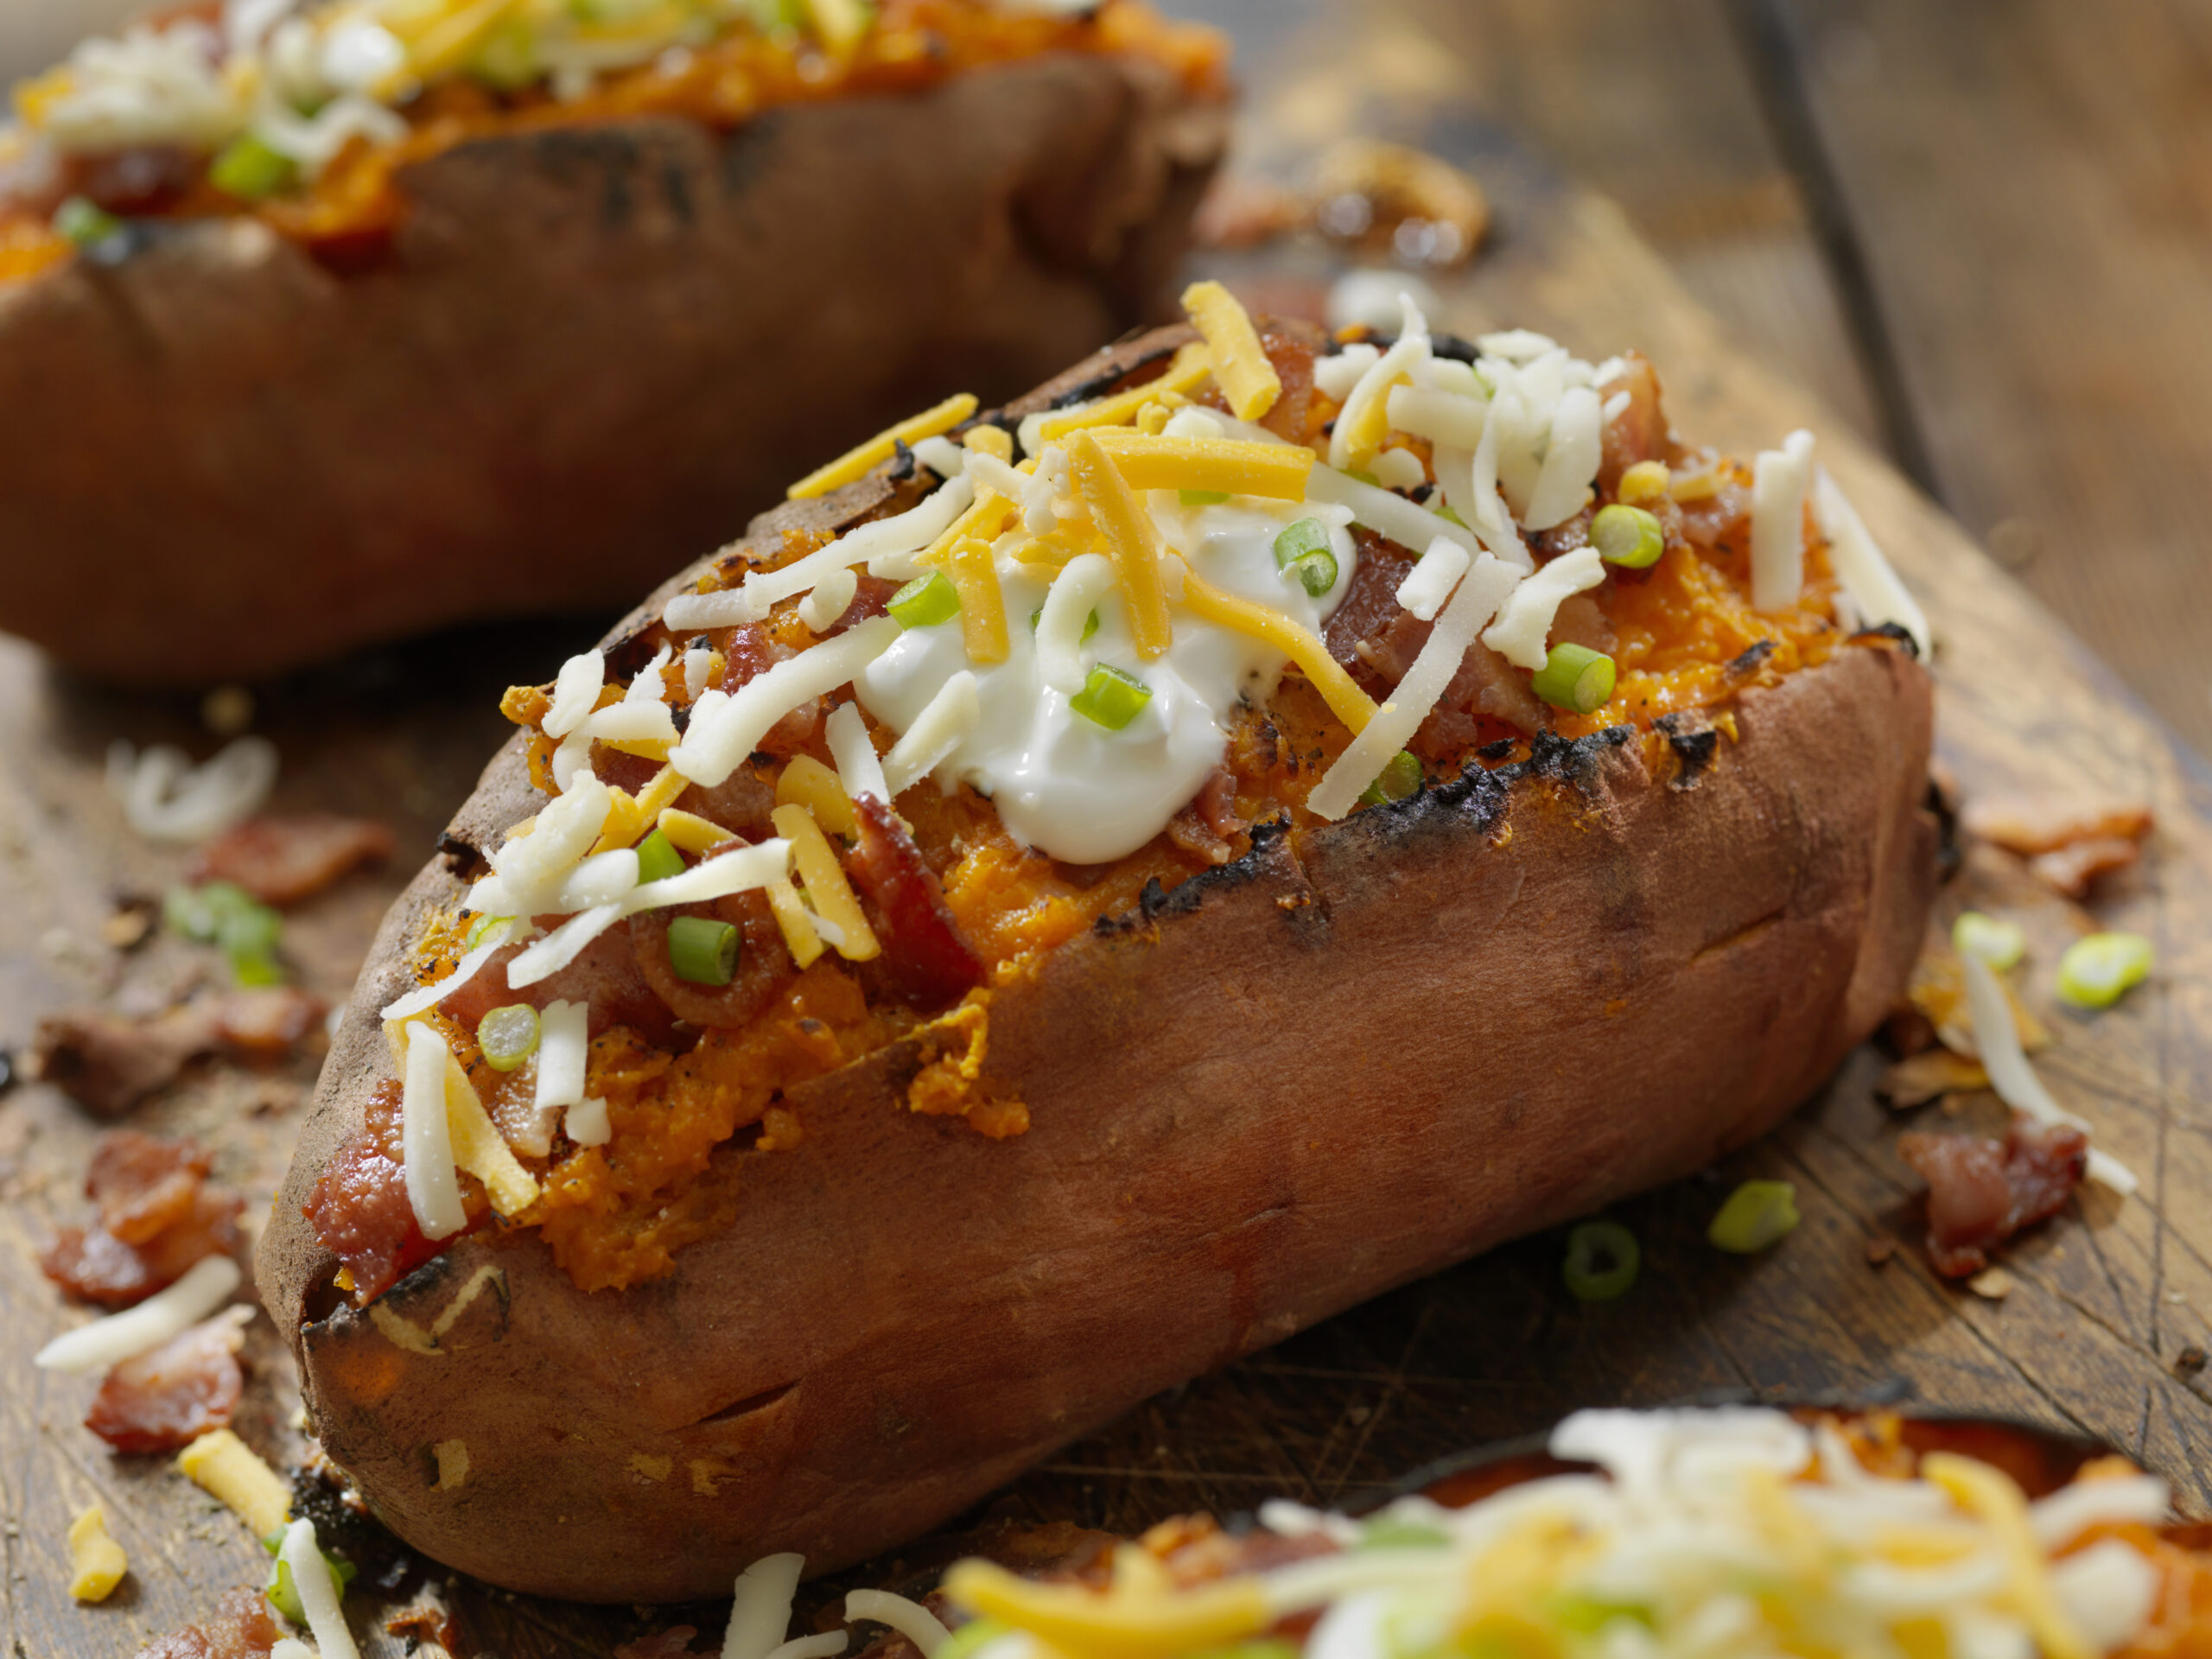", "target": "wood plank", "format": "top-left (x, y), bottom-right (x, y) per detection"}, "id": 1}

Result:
top-left (1749, 0), bottom-right (2212, 759)
top-left (4, 4), bottom-right (2211, 1656)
